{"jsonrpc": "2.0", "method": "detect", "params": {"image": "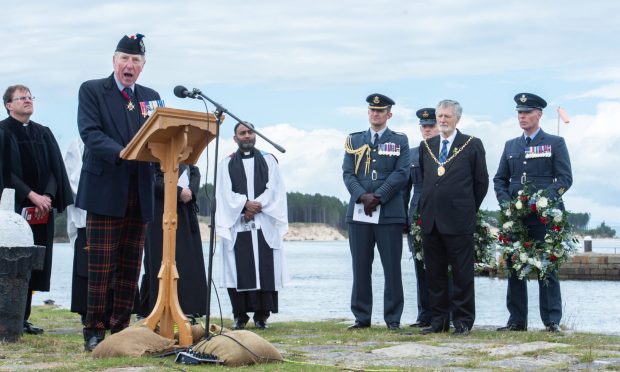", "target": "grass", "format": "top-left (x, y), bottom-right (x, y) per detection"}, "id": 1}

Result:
top-left (1, 305), bottom-right (619, 371)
